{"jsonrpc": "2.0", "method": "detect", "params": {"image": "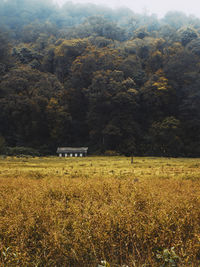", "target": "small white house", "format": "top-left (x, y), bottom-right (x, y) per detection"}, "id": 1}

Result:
top-left (56, 147), bottom-right (88, 157)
